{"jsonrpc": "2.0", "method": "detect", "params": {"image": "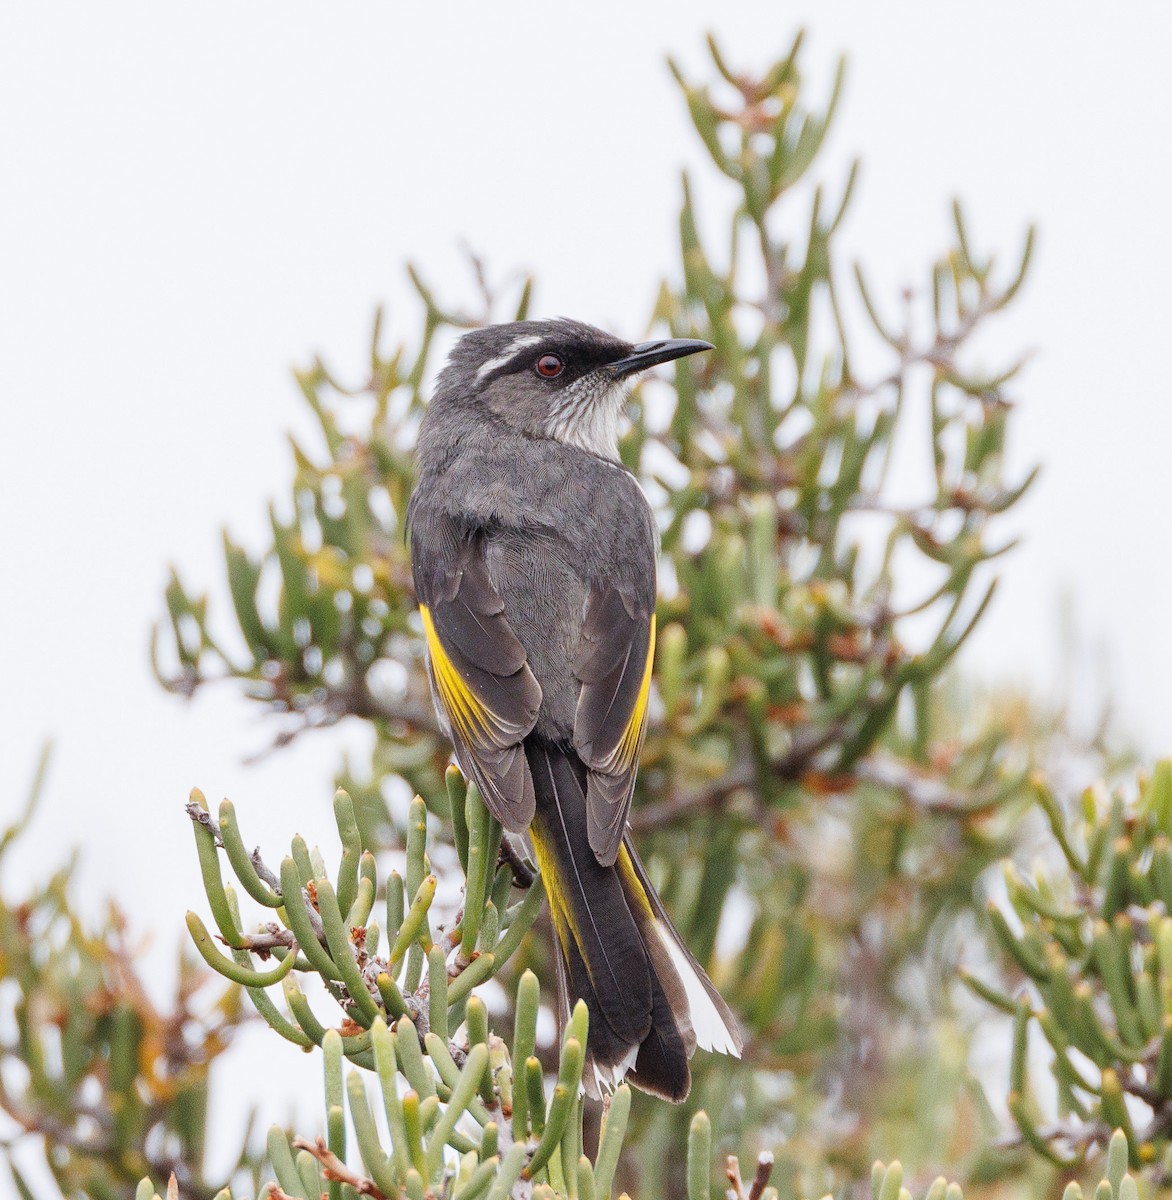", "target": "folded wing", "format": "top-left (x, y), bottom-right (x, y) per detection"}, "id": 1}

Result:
top-left (572, 585), bottom-right (656, 866)
top-left (412, 516), bottom-right (542, 831)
